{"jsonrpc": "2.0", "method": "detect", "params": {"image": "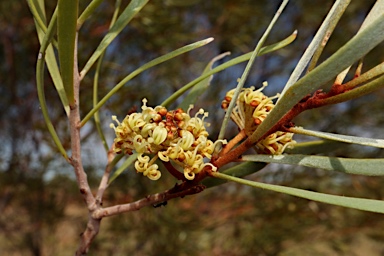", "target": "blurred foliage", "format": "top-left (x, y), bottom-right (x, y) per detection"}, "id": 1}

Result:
top-left (1, 0), bottom-right (384, 254)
